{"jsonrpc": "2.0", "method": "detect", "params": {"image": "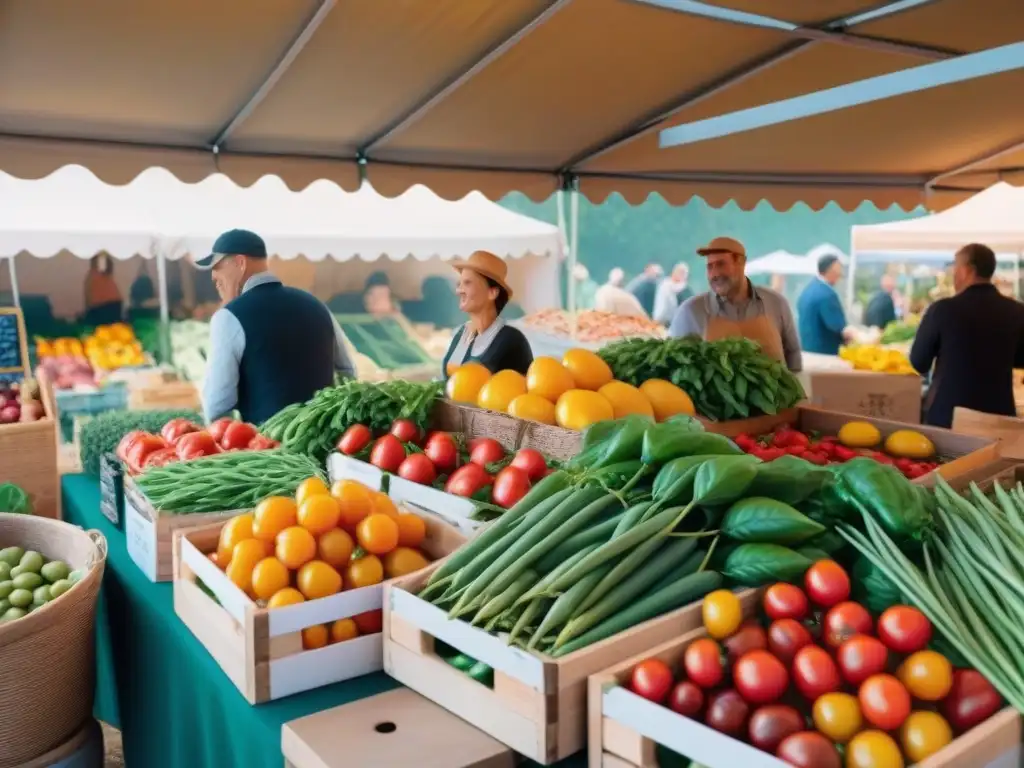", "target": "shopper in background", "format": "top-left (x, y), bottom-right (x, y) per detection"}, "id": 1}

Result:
top-left (572, 263), bottom-right (599, 311)
top-left (864, 273), bottom-right (898, 329)
top-left (653, 262), bottom-right (693, 326)
top-left (83, 252), bottom-right (124, 325)
top-left (626, 262), bottom-right (663, 317)
top-left (796, 255), bottom-right (852, 356)
top-left (671, 236), bottom-right (802, 372)
top-left (595, 268), bottom-right (648, 318)
top-left (911, 243), bottom-right (1024, 428)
